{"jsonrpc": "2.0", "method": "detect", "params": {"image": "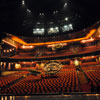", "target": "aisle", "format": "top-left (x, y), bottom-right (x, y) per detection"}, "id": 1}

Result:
top-left (77, 71), bottom-right (91, 92)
